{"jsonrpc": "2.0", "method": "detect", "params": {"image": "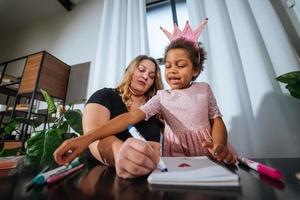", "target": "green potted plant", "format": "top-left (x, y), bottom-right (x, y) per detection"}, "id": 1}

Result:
top-left (0, 89), bottom-right (84, 166)
top-left (276, 71), bottom-right (300, 99)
